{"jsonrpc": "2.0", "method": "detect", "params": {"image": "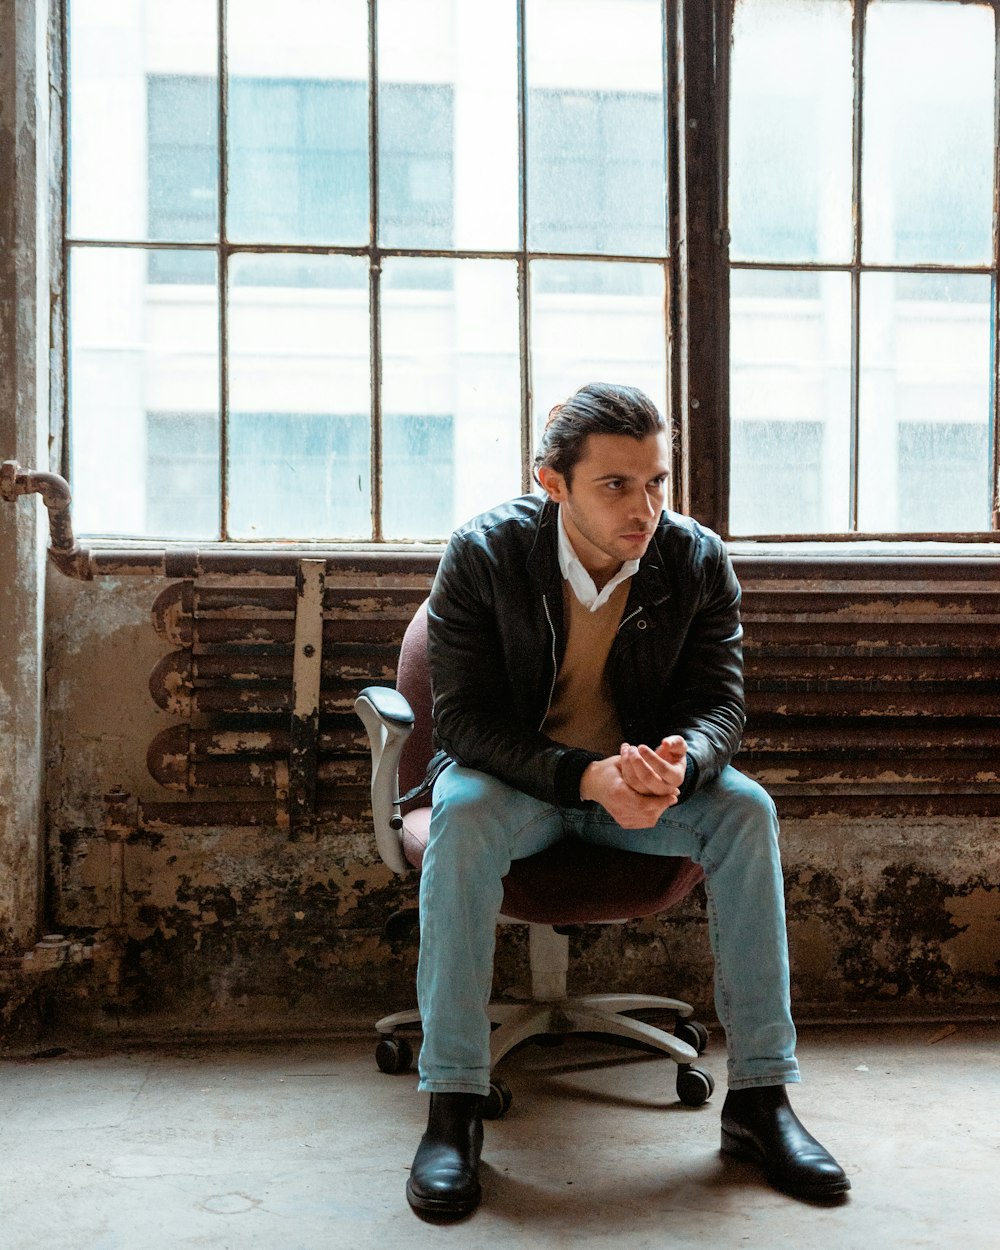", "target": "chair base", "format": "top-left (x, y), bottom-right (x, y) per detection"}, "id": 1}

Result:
top-left (376, 991), bottom-right (702, 1069)
top-left (374, 923), bottom-right (713, 1104)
